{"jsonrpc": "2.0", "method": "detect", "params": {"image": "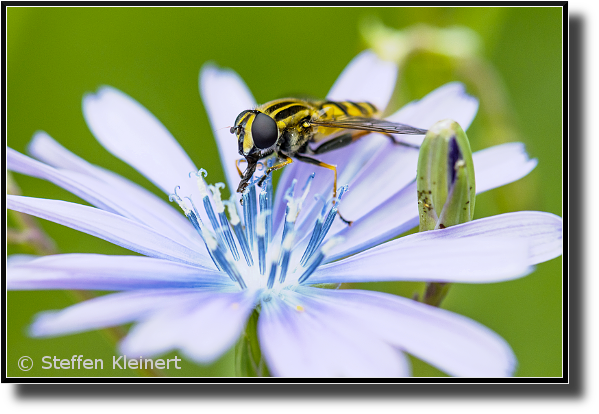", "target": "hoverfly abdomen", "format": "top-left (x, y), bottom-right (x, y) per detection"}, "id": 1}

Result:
top-left (318, 100), bottom-right (379, 119)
